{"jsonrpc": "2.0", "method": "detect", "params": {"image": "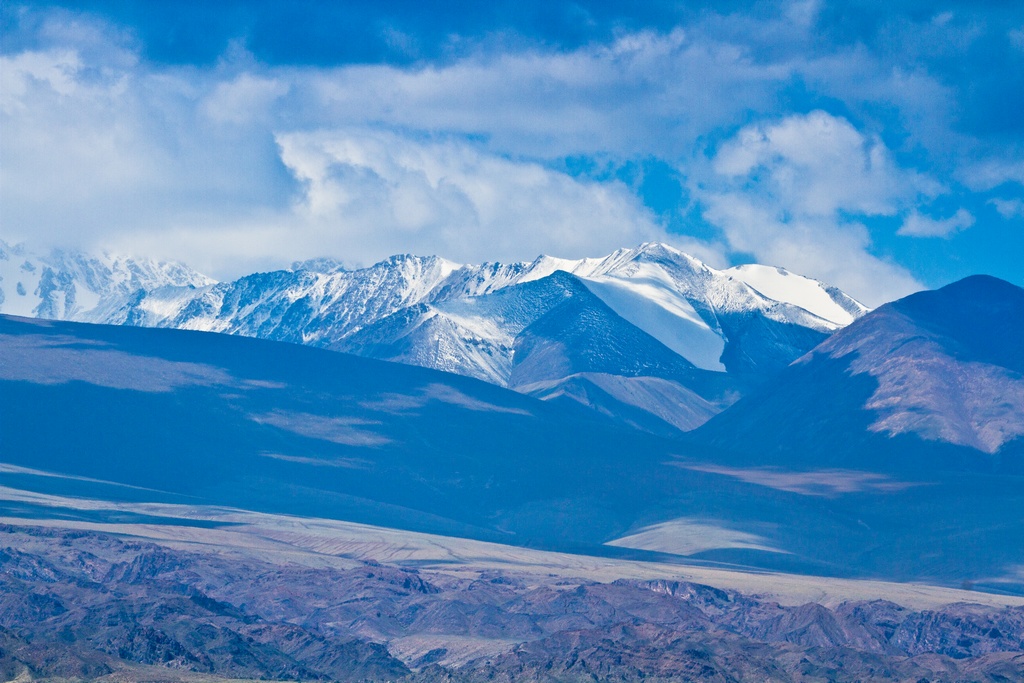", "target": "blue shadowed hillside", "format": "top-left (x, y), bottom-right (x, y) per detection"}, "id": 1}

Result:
top-left (2, 289), bottom-right (1024, 593)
